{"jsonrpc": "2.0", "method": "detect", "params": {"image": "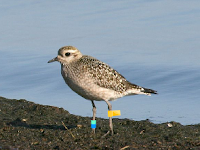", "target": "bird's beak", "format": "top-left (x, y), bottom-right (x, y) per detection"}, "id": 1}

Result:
top-left (48, 57), bottom-right (58, 63)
